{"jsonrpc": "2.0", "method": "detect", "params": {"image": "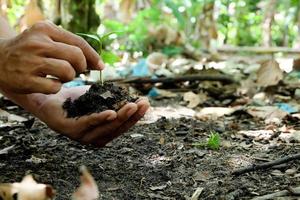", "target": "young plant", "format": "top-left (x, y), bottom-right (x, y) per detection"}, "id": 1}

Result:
top-left (77, 32), bottom-right (120, 85)
top-left (207, 131), bottom-right (220, 150)
top-left (192, 131), bottom-right (221, 150)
